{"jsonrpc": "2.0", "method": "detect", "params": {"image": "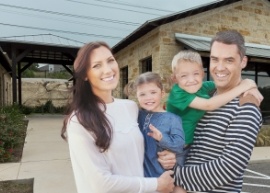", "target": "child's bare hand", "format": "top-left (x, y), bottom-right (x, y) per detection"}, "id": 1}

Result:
top-left (148, 124), bottom-right (163, 141)
top-left (158, 150), bottom-right (176, 169)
